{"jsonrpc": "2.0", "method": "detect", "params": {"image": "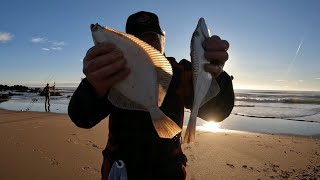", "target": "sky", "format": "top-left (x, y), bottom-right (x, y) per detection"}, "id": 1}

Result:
top-left (0, 0), bottom-right (319, 91)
